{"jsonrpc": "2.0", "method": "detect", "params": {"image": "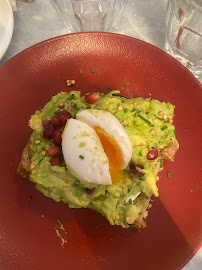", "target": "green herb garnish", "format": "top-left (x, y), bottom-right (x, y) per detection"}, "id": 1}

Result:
top-left (139, 151), bottom-right (142, 156)
top-left (124, 108), bottom-right (128, 113)
top-left (160, 159), bottom-right (164, 167)
top-left (54, 111), bottom-right (61, 115)
top-left (80, 68), bottom-right (83, 74)
top-left (67, 94), bottom-right (75, 101)
top-left (167, 172), bottom-right (171, 178)
top-left (94, 224), bottom-right (99, 228)
top-left (137, 114), bottom-right (154, 127)
top-left (91, 67), bottom-right (95, 73)
top-left (128, 199), bottom-right (132, 204)
top-left (131, 108), bottom-right (136, 112)
top-left (125, 82), bottom-right (129, 87)
top-left (57, 218), bottom-right (61, 223)
top-left (161, 126), bottom-right (168, 131)
top-left (79, 155), bottom-right (84, 160)
top-left (73, 103), bottom-right (79, 110)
